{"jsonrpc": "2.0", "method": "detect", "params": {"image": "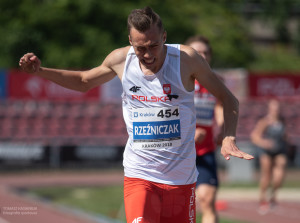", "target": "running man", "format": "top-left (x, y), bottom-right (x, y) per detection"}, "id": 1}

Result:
top-left (19, 7), bottom-right (254, 223)
top-left (185, 35), bottom-right (223, 223)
